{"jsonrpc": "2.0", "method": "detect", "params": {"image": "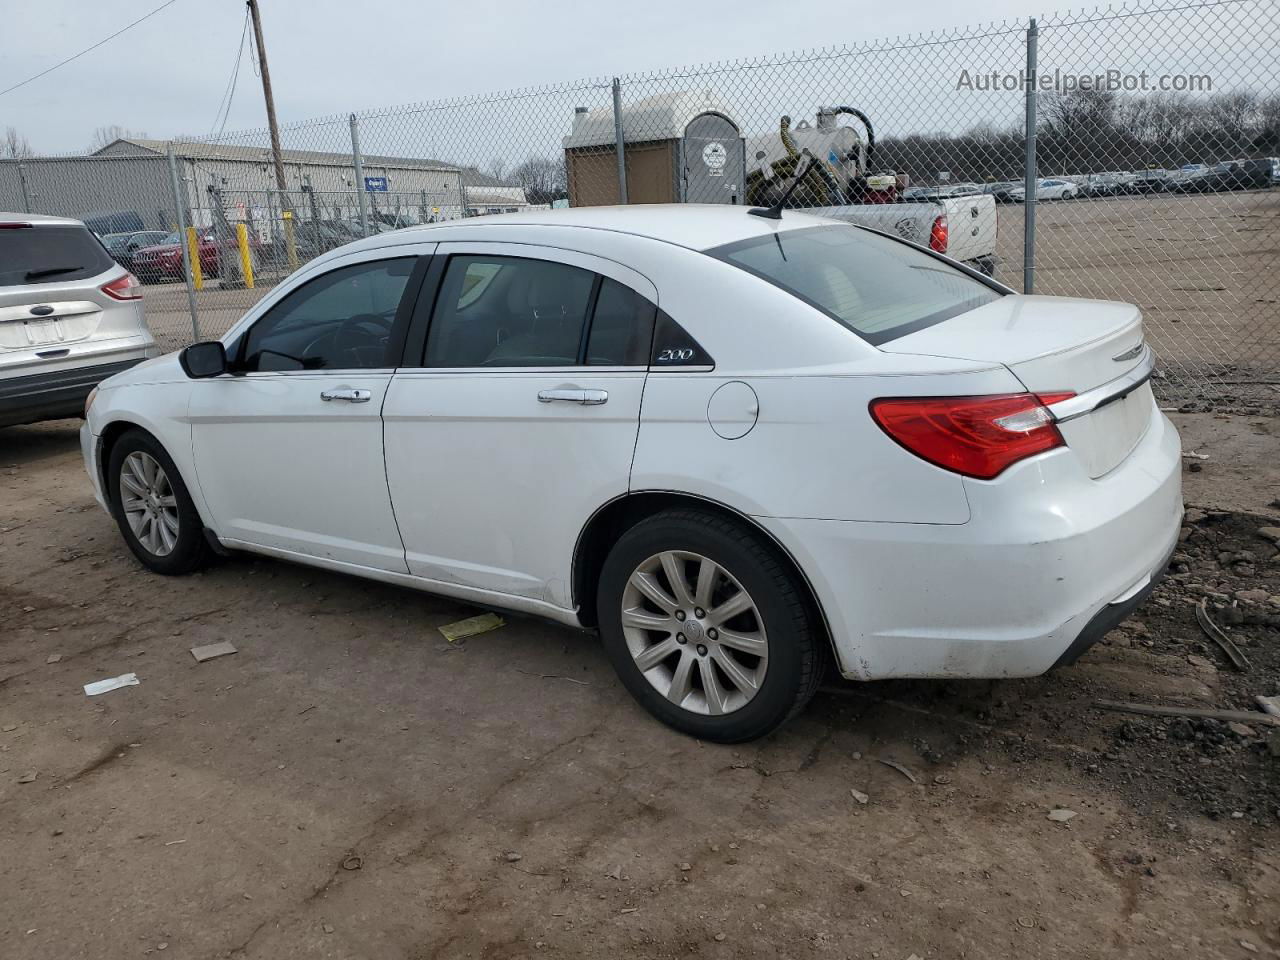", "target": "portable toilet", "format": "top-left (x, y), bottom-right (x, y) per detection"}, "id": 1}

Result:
top-left (563, 91), bottom-right (745, 206)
